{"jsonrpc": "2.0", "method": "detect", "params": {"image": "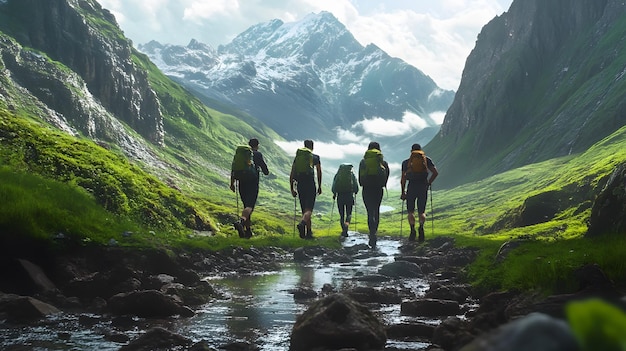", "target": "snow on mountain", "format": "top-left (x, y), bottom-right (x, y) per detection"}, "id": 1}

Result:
top-left (138, 11), bottom-right (454, 166)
